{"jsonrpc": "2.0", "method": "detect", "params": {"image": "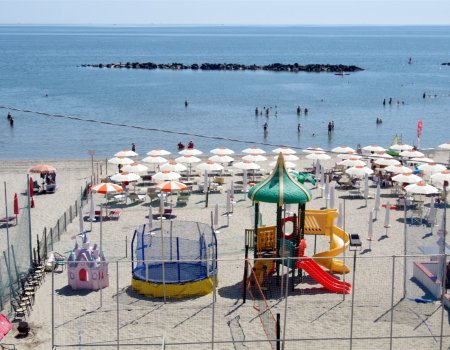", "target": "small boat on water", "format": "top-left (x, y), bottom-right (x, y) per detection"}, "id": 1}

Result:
top-left (335, 72), bottom-right (350, 76)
